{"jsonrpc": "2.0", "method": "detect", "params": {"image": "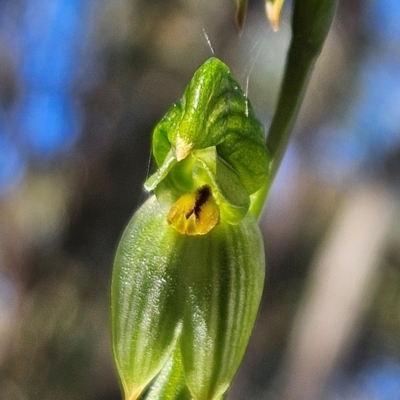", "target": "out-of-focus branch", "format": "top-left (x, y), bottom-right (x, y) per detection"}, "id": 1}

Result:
top-left (279, 183), bottom-right (395, 400)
